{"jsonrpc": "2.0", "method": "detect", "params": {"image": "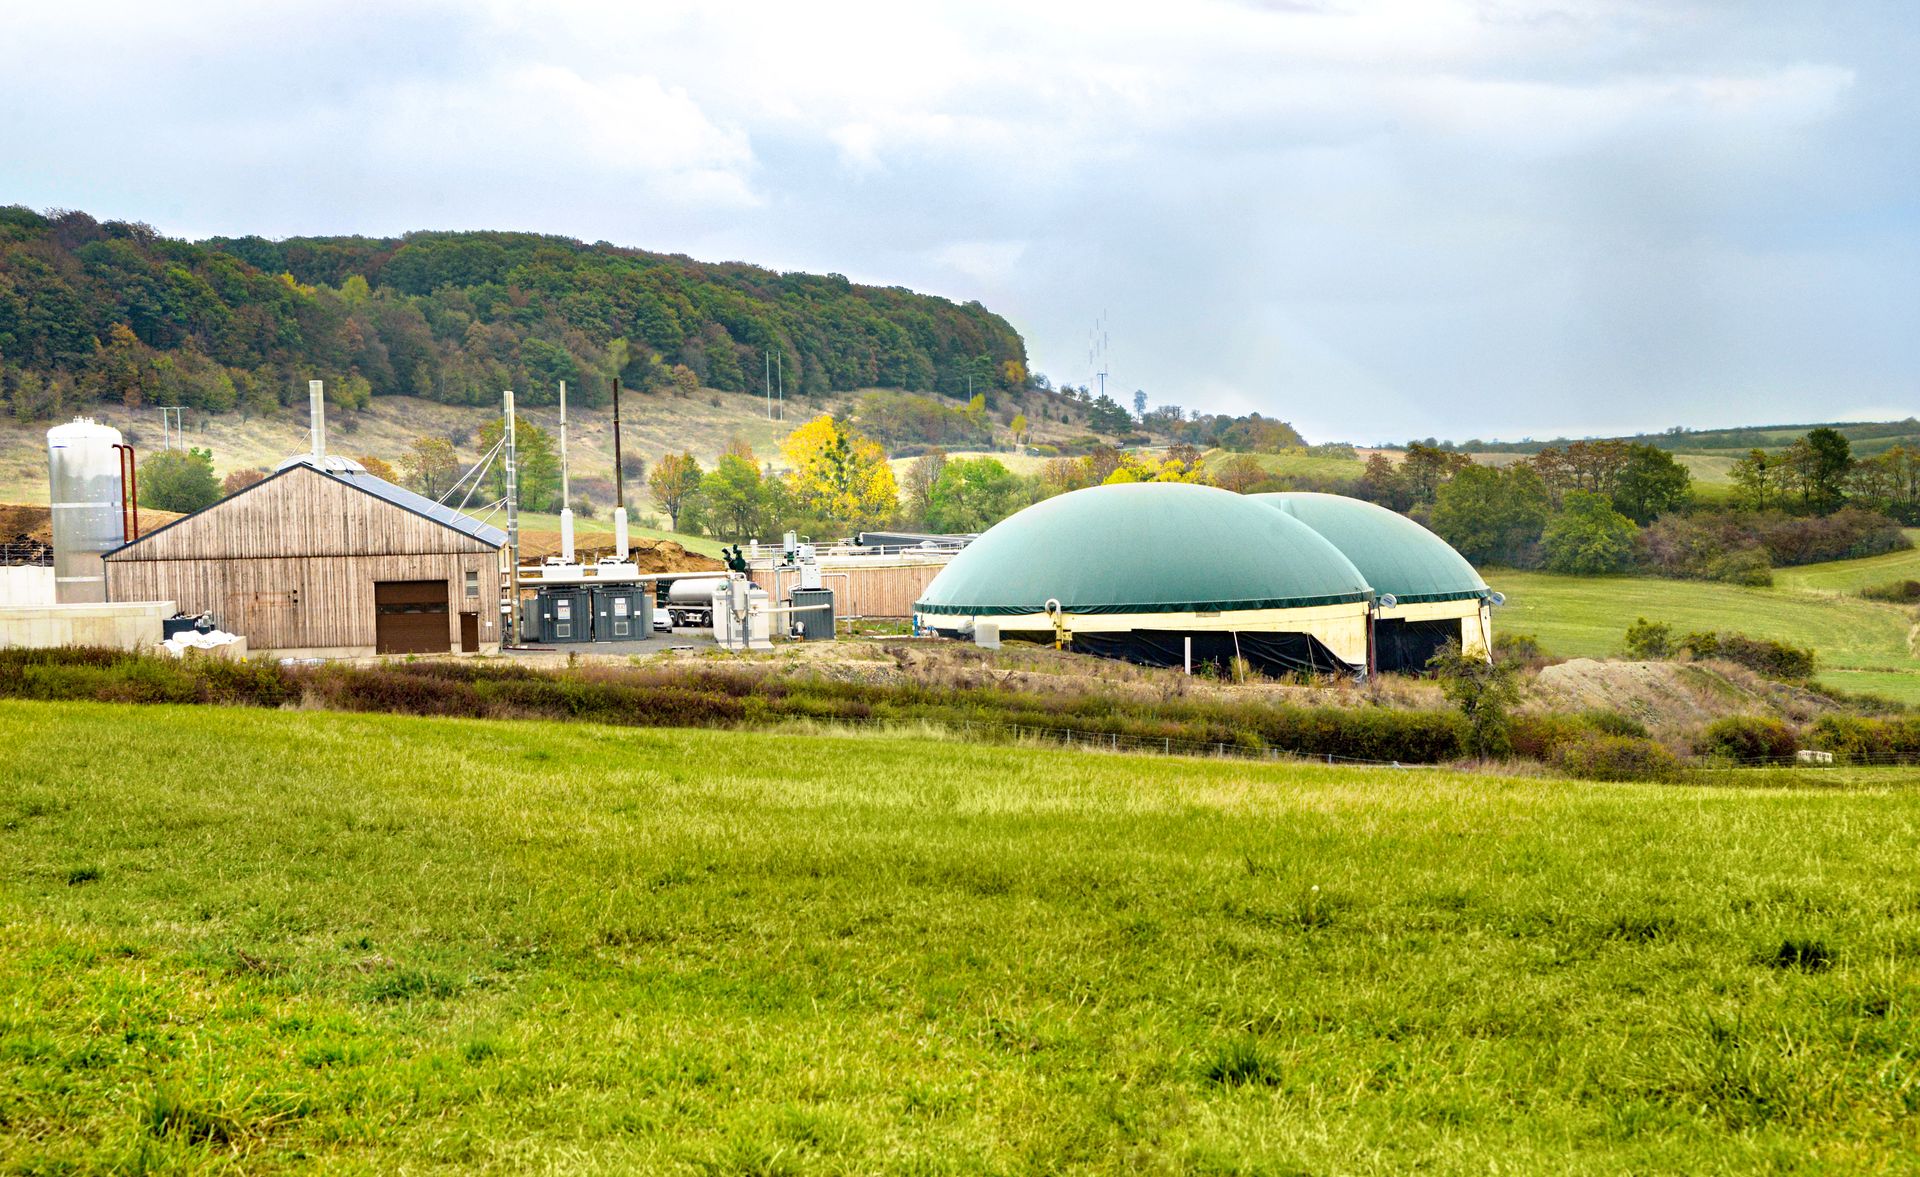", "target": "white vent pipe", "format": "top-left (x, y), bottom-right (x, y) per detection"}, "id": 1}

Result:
top-left (558, 380), bottom-right (574, 564)
top-left (309, 380), bottom-right (325, 461)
